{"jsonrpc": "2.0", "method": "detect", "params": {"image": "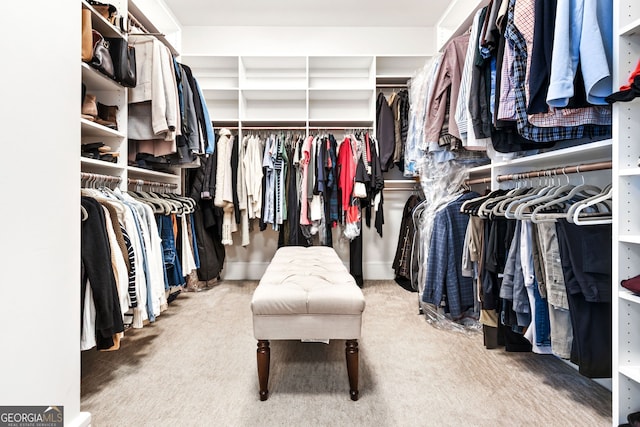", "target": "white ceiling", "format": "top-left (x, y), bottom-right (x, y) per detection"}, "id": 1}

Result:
top-left (162, 0), bottom-right (450, 27)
